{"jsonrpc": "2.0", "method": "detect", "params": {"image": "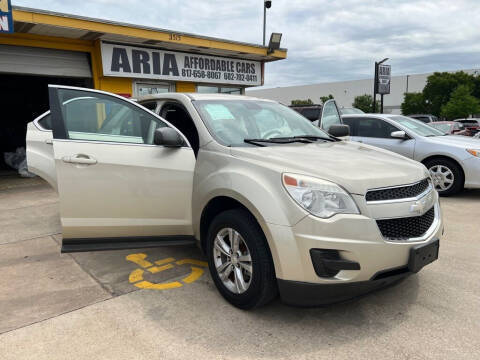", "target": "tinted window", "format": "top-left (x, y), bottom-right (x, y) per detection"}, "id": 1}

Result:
top-left (56, 89), bottom-right (168, 144)
top-left (300, 108), bottom-right (321, 121)
top-left (357, 118), bottom-right (399, 138)
top-left (141, 102), bottom-right (158, 112)
top-left (38, 113), bottom-right (52, 130)
top-left (460, 120), bottom-right (479, 126)
top-left (341, 118), bottom-right (357, 135)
